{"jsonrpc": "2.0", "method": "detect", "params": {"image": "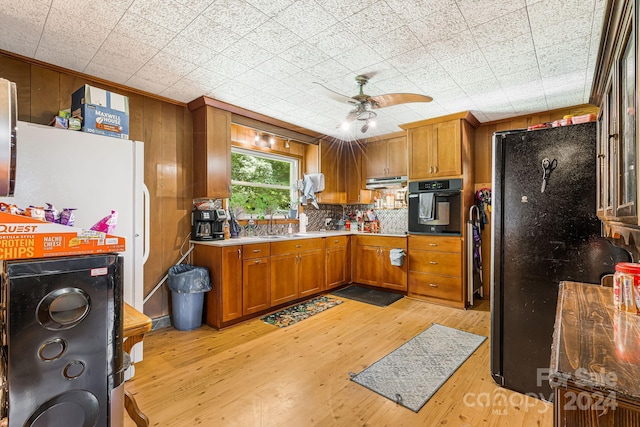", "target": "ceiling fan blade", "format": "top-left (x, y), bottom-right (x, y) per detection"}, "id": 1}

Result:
top-left (345, 109), bottom-right (359, 122)
top-left (369, 93), bottom-right (433, 109)
top-left (312, 81), bottom-right (355, 104)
